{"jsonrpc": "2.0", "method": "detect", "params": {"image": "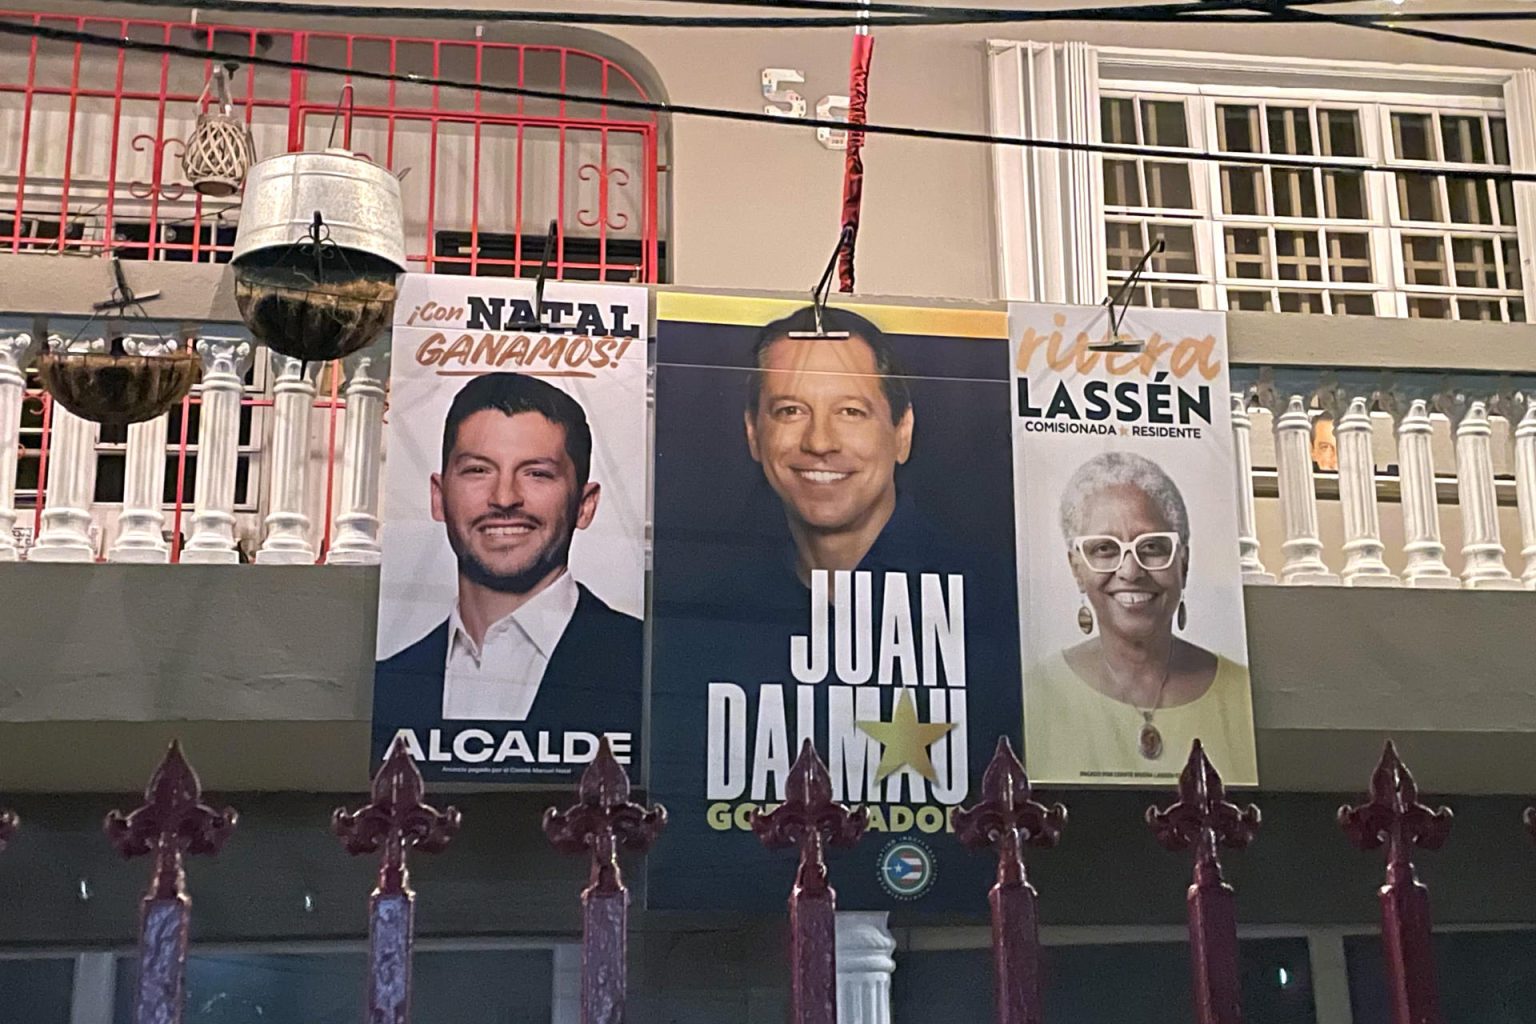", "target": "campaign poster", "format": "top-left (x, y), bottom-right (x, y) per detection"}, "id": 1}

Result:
top-left (370, 275), bottom-right (647, 783)
top-left (647, 292), bottom-right (1021, 911)
top-left (1011, 304), bottom-right (1257, 787)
